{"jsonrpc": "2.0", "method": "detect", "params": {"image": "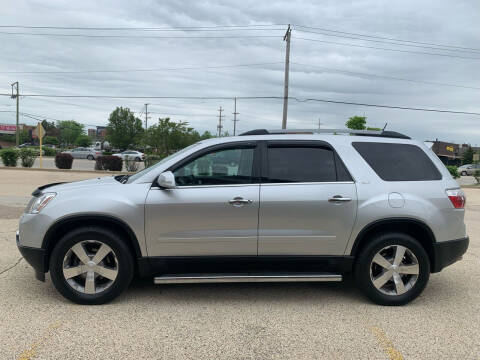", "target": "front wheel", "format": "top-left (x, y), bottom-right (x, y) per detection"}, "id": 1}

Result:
top-left (461, 171), bottom-right (467, 176)
top-left (49, 227), bottom-right (134, 305)
top-left (354, 232), bottom-right (430, 306)
top-left (87, 155), bottom-right (94, 160)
